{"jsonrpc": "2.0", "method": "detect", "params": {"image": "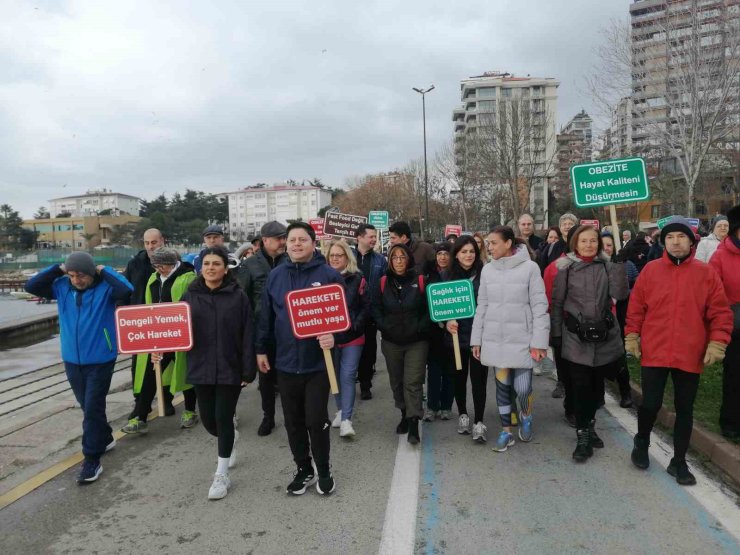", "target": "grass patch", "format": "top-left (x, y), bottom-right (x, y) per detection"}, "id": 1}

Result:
top-left (626, 359), bottom-right (723, 436)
